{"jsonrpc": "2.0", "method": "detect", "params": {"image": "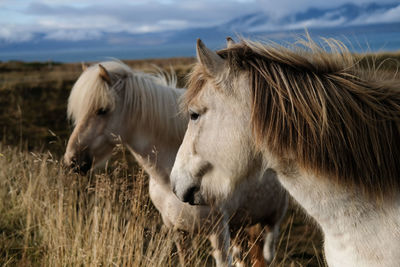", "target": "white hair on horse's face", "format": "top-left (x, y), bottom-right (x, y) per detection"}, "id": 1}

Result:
top-left (171, 66), bottom-right (264, 205)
